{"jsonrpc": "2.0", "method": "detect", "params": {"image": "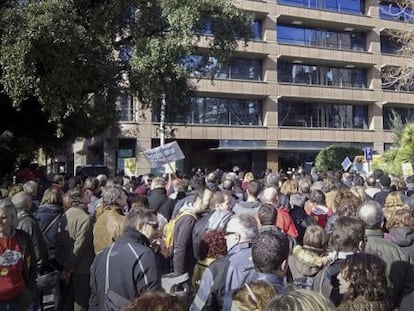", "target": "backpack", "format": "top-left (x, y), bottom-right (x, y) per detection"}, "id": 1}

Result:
top-left (161, 211), bottom-right (197, 258)
top-left (292, 259), bottom-right (343, 306)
